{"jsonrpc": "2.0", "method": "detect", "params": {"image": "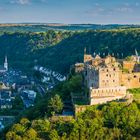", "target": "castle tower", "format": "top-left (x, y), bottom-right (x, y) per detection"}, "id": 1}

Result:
top-left (135, 49), bottom-right (140, 63)
top-left (4, 56), bottom-right (8, 71)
